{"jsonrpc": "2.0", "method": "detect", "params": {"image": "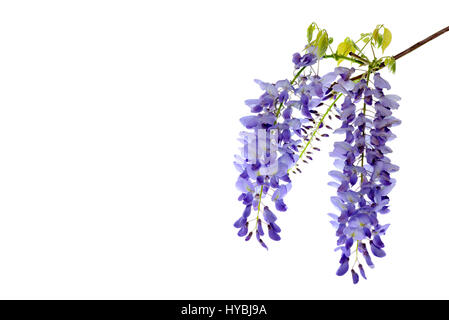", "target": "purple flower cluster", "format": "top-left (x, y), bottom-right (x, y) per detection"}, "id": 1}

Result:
top-left (328, 69), bottom-right (400, 283)
top-left (234, 48), bottom-right (339, 249)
